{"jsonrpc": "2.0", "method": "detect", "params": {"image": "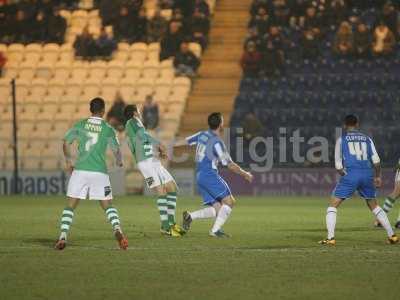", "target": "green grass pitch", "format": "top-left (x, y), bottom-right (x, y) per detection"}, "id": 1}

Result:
top-left (0, 196), bottom-right (399, 300)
